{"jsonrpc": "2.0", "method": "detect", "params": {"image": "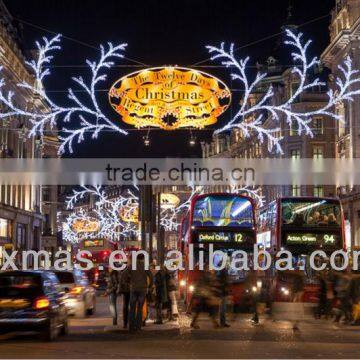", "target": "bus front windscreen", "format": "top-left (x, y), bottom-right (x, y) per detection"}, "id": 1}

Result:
top-left (192, 195), bottom-right (254, 227)
top-left (281, 199), bottom-right (341, 228)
